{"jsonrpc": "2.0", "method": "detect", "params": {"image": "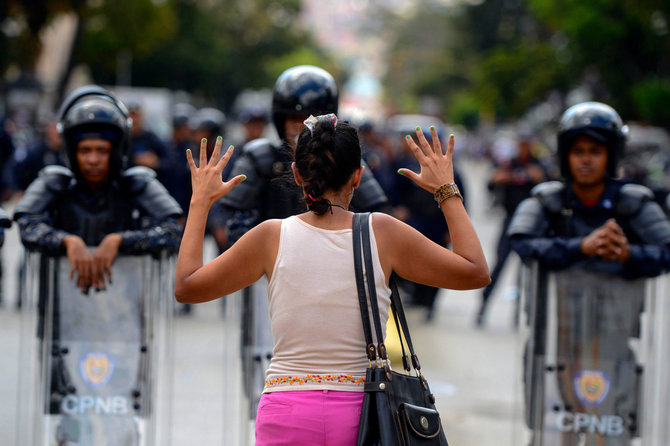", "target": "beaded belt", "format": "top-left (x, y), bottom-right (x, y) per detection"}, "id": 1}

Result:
top-left (265, 374), bottom-right (366, 388)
